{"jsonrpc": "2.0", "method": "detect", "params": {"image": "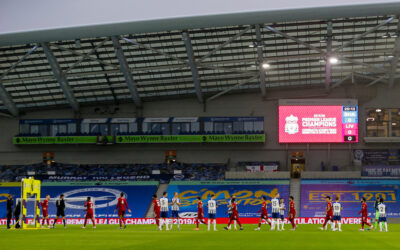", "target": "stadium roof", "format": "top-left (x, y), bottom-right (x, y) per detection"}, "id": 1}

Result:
top-left (0, 15), bottom-right (400, 116)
